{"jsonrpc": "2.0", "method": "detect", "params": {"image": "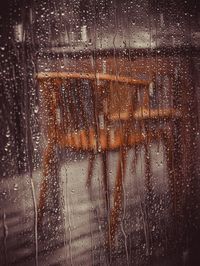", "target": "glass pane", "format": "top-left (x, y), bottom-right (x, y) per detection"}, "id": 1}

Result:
top-left (1, 0), bottom-right (200, 265)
